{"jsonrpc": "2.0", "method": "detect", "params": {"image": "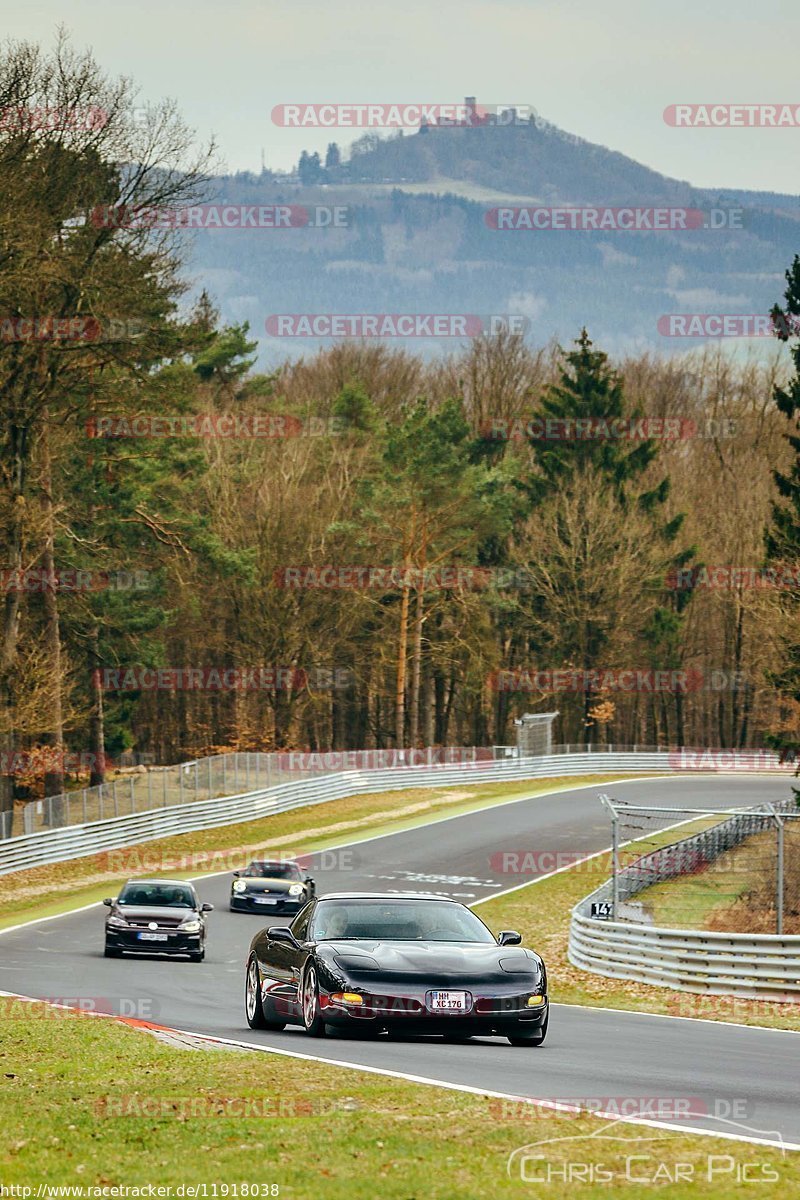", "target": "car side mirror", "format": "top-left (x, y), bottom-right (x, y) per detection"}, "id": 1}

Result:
top-left (305, 876), bottom-right (314, 885)
top-left (268, 926), bottom-right (299, 947)
top-left (102, 897), bottom-right (113, 907)
top-left (498, 930), bottom-right (522, 946)
top-left (201, 903), bottom-right (214, 912)
top-left (232, 870), bottom-right (241, 877)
